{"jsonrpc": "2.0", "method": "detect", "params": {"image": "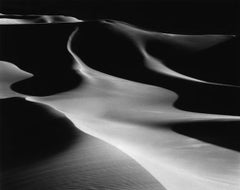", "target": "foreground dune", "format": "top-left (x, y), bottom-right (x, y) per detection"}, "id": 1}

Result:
top-left (0, 14), bottom-right (239, 190)
top-left (1, 98), bottom-right (164, 190)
